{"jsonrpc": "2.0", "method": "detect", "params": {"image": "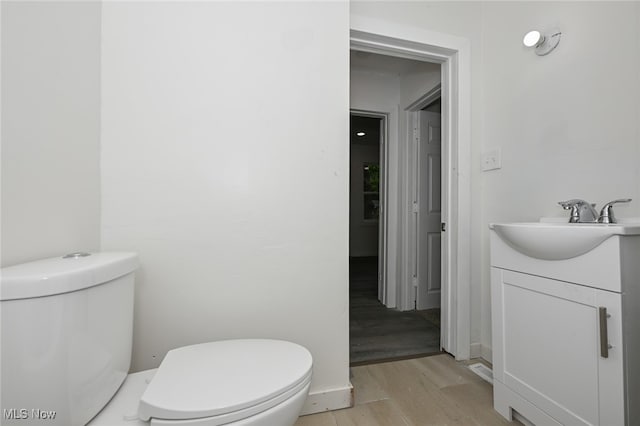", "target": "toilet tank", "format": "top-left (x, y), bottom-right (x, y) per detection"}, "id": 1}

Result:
top-left (1, 252), bottom-right (138, 426)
